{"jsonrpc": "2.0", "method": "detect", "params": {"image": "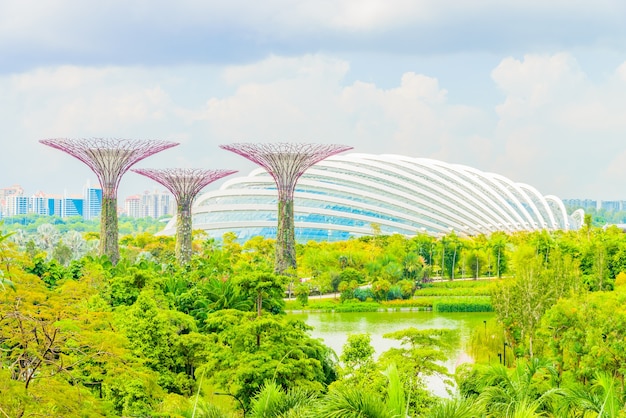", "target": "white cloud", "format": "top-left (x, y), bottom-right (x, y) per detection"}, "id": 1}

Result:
top-left (2, 0), bottom-right (626, 69)
top-left (488, 53), bottom-right (626, 199)
top-left (3, 52), bottom-right (626, 201)
top-left (492, 53), bottom-right (585, 117)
